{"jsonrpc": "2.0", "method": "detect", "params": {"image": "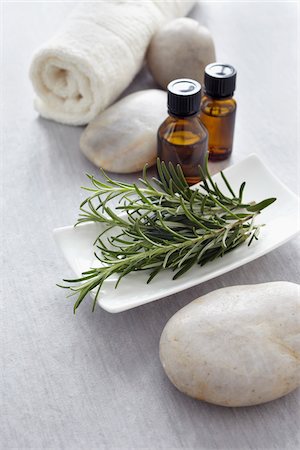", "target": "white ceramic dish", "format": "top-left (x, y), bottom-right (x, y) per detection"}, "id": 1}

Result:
top-left (54, 154), bottom-right (299, 313)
